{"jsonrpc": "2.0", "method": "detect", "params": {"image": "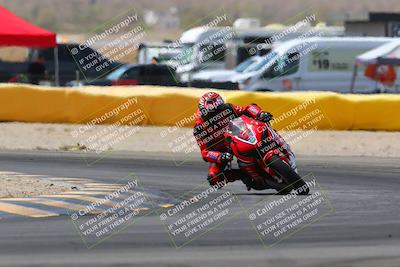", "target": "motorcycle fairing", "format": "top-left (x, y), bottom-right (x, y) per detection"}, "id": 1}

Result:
top-left (229, 117), bottom-right (258, 145)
